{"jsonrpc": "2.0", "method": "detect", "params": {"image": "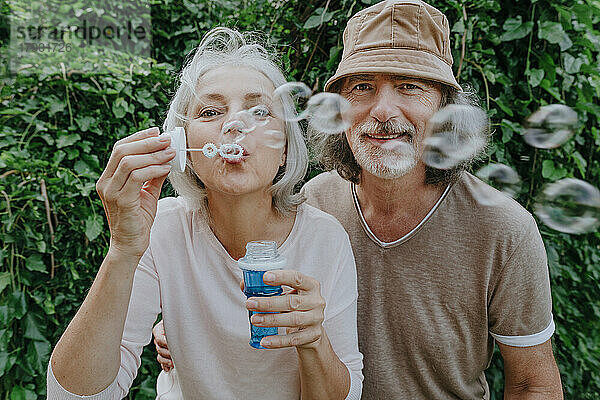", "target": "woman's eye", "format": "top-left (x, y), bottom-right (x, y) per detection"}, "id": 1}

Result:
top-left (249, 105), bottom-right (271, 119)
top-left (199, 109), bottom-right (219, 118)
